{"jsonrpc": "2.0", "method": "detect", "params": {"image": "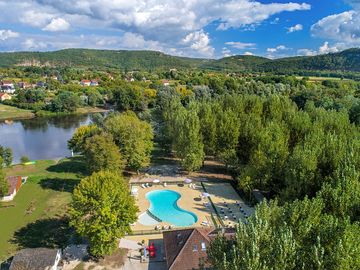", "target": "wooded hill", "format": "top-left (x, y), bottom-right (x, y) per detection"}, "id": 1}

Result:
top-left (0, 48), bottom-right (359, 73)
